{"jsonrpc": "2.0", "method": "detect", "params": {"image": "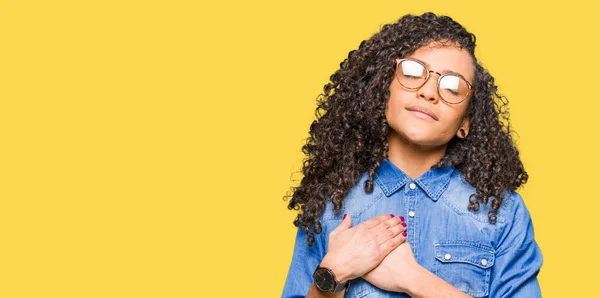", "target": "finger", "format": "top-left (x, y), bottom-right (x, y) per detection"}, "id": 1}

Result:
top-left (371, 215), bottom-right (403, 233)
top-left (379, 229), bottom-right (408, 254)
top-left (332, 213), bottom-right (352, 232)
top-left (359, 213), bottom-right (395, 229)
top-left (384, 221), bottom-right (407, 238)
top-left (374, 219), bottom-right (406, 243)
